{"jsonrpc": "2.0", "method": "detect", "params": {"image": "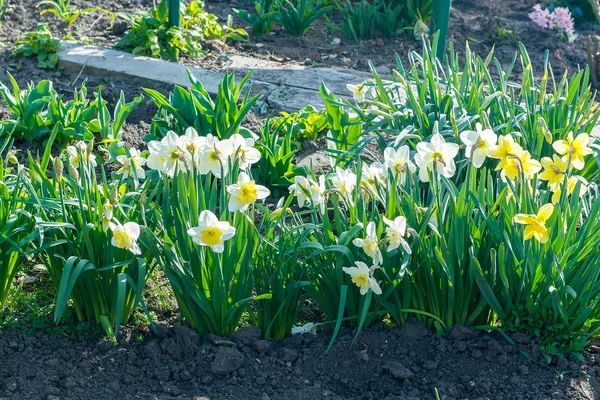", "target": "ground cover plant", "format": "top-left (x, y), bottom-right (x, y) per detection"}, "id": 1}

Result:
top-left (1, 30), bottom-right (600, 382)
